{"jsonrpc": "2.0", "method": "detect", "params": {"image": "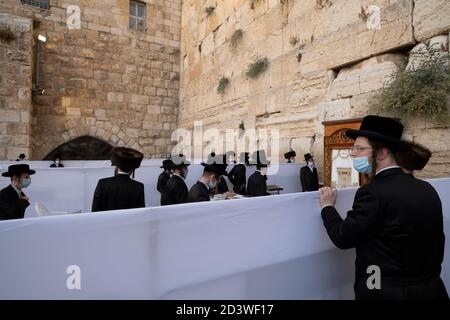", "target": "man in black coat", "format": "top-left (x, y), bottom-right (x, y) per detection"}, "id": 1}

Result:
top-left (300, 153), bottom-right (319, 192)
top-left (247, 150), bottom-right (270, 197)
top-left (319, 115), bottom-right (448, 300)
top-left (157, 159), bottom-right (173, 205)
top-left (229, 152), bottom-right (248, 195)
top-left (188, 163), bottom-right (225, 203)
top-left (92, 147), bottom-right (145, 212)
top-left (0, 164), bottom-right (35, 220)
top-left (163, 154), bottom-right (190, 206)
